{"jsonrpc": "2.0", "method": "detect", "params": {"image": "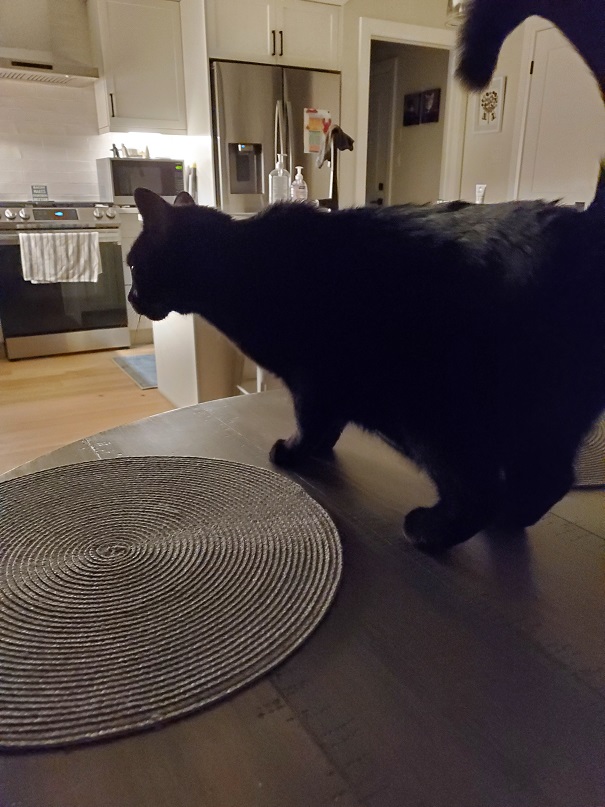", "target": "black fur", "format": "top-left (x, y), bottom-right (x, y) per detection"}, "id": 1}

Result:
top-left (127, 183), bottom-right (605, 551)
top-left (456, 0), bottom-right (605, 95)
